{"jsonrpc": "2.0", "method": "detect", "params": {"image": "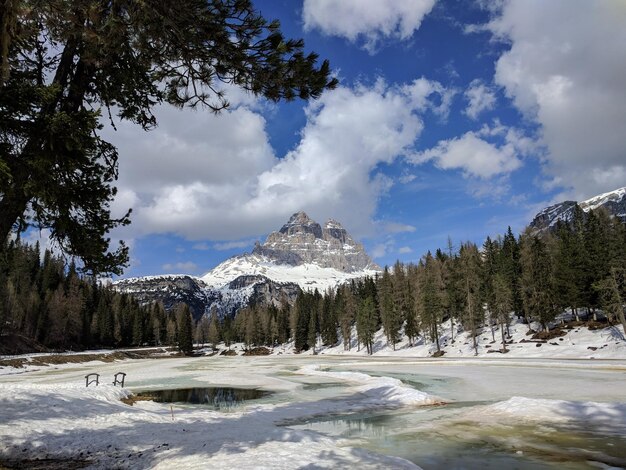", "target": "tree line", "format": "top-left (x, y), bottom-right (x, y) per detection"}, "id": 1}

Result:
top-left (2, 204), bottom-right (625, 356)
top-left (201, 205), bottom-right (626, 354)
top-left (0, 239), bottom-right (194, 353)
